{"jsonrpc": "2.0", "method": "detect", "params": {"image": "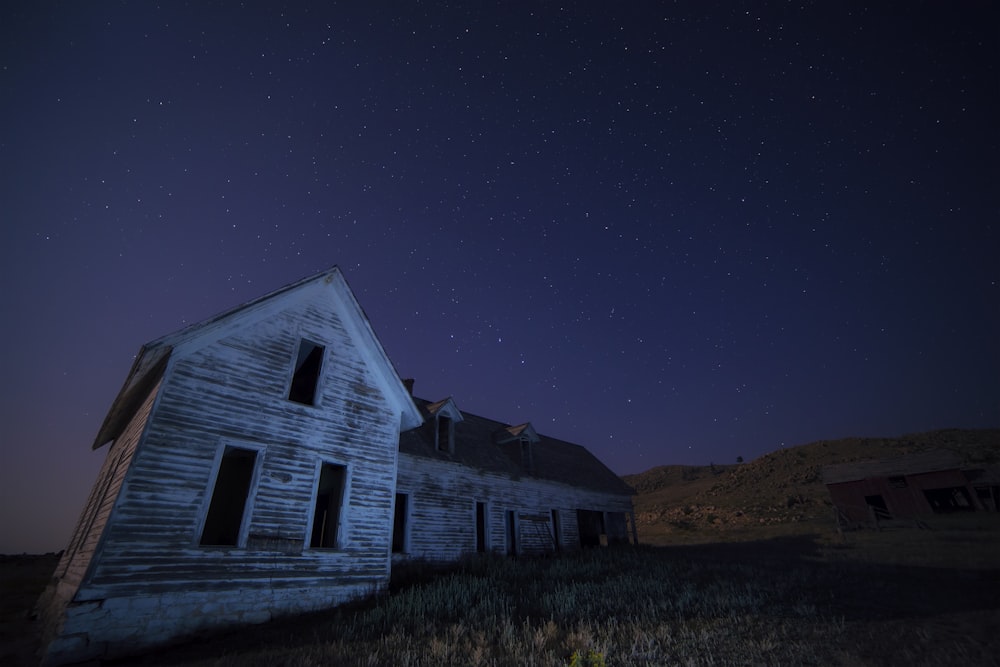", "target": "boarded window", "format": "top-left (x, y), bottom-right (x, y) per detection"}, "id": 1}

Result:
top-left (310, 463), bottom-right (346, 549)
top-left (436, 415), bottom-right (452, 452)
top-left (392, 493), bottom-right (408, 553)
top-left (476, 502), bottom-right (488, 553)
top-left (289, 339), bottom-right (325, 405)
top-left (200, 446), bottom-right (257, 546)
